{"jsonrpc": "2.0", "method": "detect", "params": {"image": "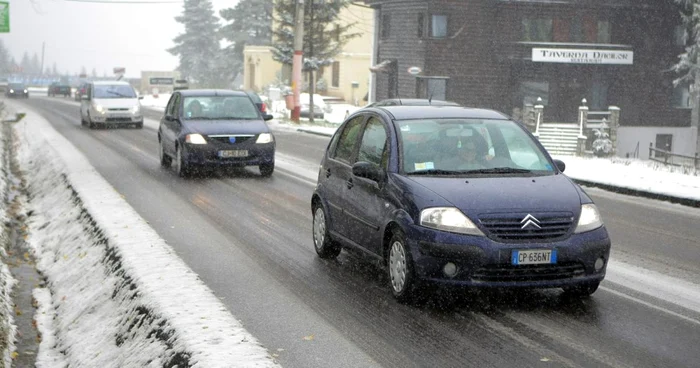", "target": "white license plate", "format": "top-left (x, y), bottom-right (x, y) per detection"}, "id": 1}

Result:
top-left (512, 249), bottom-right (557, 265)
top-left (218, 150), bottom-right (248, 158)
